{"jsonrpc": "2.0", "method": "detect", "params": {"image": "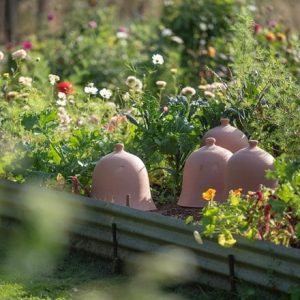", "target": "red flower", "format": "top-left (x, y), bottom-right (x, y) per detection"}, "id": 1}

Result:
top-left (57, 81), bottom-right (74, 94)
top-left (254, 23), bottom-right (262, 34)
